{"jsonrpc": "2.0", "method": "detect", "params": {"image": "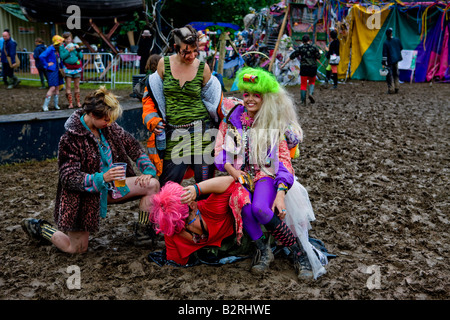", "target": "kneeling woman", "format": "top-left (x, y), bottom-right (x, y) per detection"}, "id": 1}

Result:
top-left (22, 86), bottom-right (160, 253)
top-left (151, 176), bottom-right (247, 265)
